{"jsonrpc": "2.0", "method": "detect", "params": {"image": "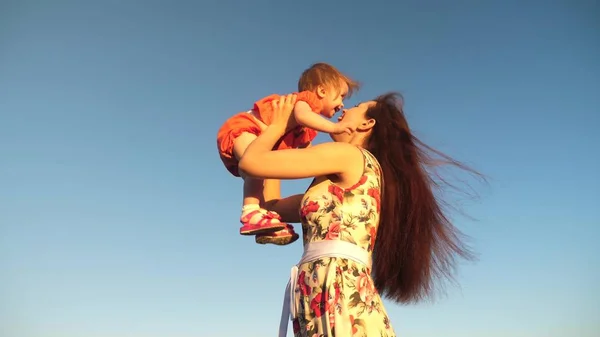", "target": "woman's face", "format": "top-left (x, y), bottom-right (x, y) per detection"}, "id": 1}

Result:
top-left (330, 101), bottom-right (376, 143)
